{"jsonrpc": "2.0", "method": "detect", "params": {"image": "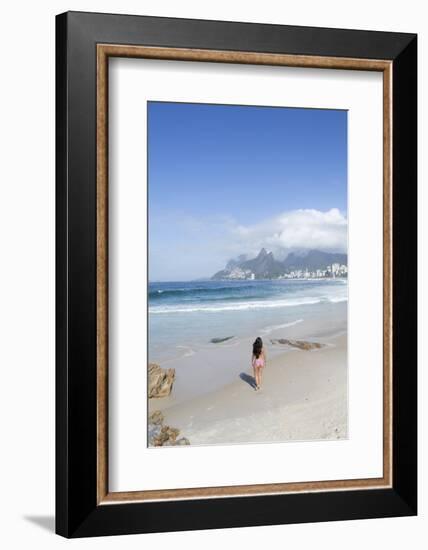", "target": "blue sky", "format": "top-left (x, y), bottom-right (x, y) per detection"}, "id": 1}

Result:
top-left (148, 102), bottom-right (347, 281)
